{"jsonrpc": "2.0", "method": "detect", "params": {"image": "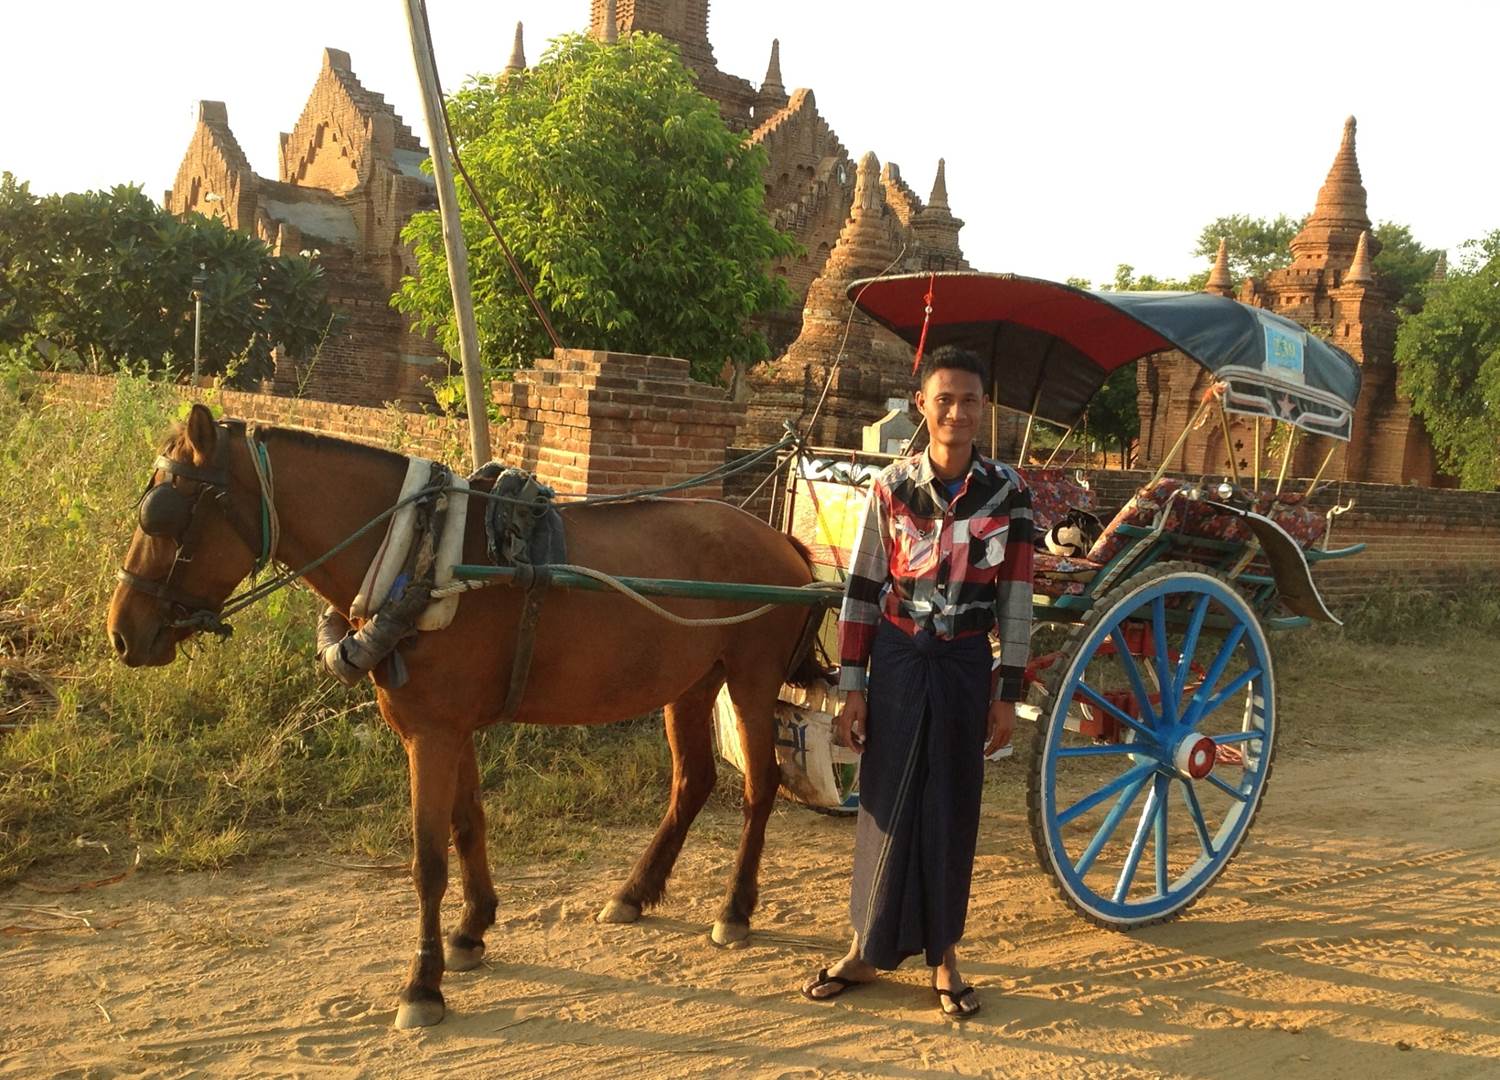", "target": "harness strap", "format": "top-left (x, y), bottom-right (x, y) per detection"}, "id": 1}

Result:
top-left (499, 566), bottom-right (550, 722)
